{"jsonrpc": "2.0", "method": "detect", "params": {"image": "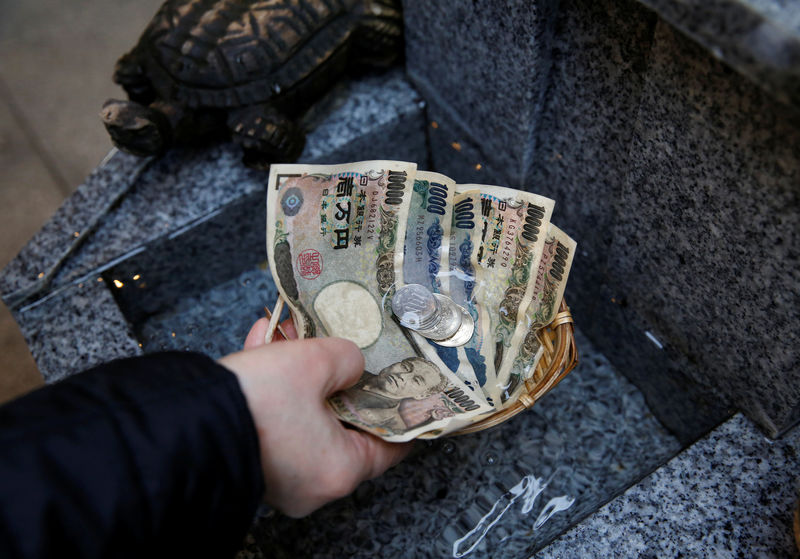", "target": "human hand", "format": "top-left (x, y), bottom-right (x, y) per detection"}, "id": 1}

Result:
top-left (218, 318), bottom-right (412, 517)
